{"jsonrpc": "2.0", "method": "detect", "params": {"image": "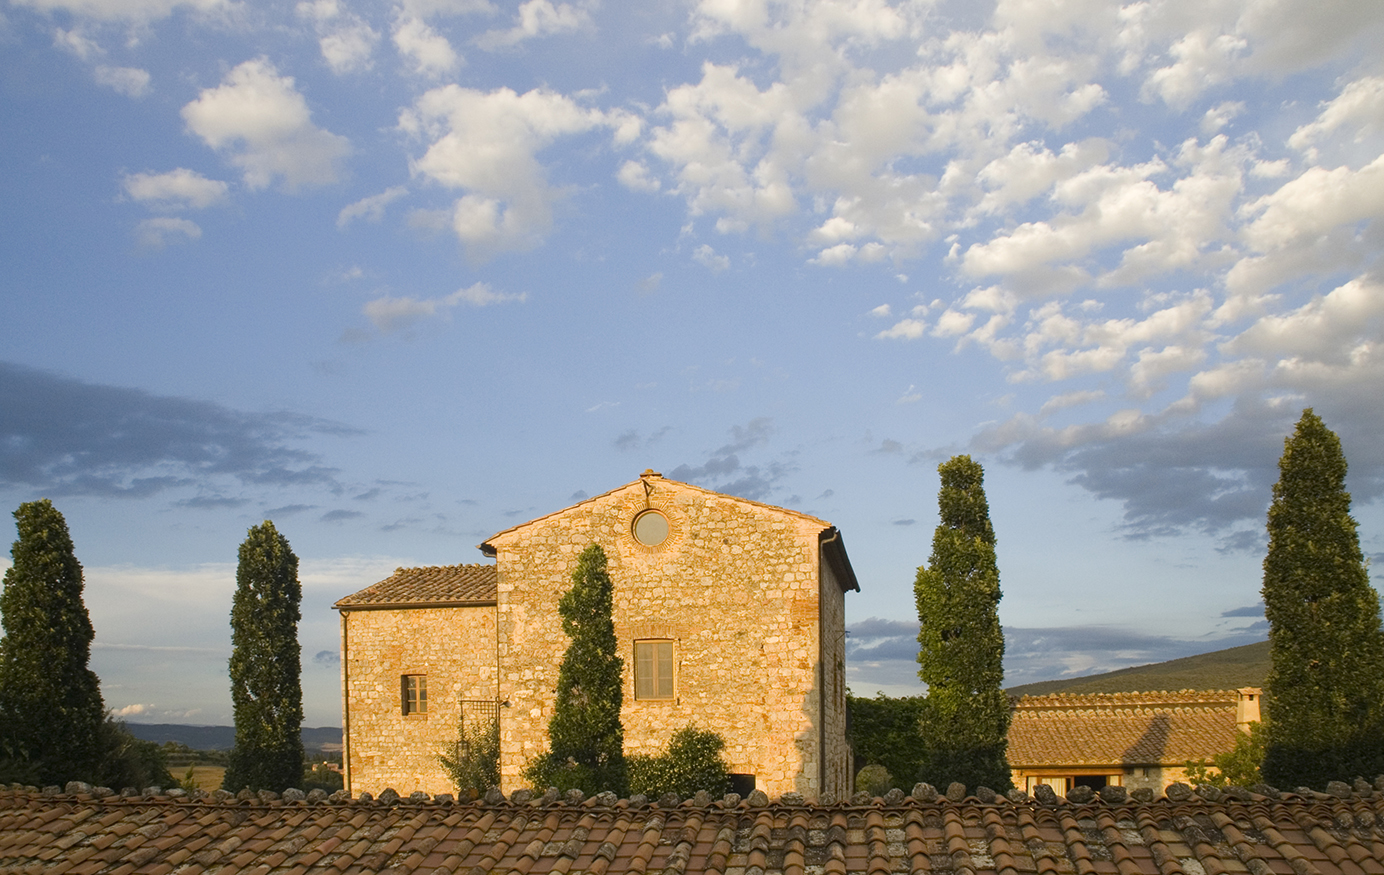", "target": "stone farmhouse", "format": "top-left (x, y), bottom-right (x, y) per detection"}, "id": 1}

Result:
top-left (335, 471), bottom-right (859, 801)
top-left (1007, 689), bottom-right (1262, 795)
